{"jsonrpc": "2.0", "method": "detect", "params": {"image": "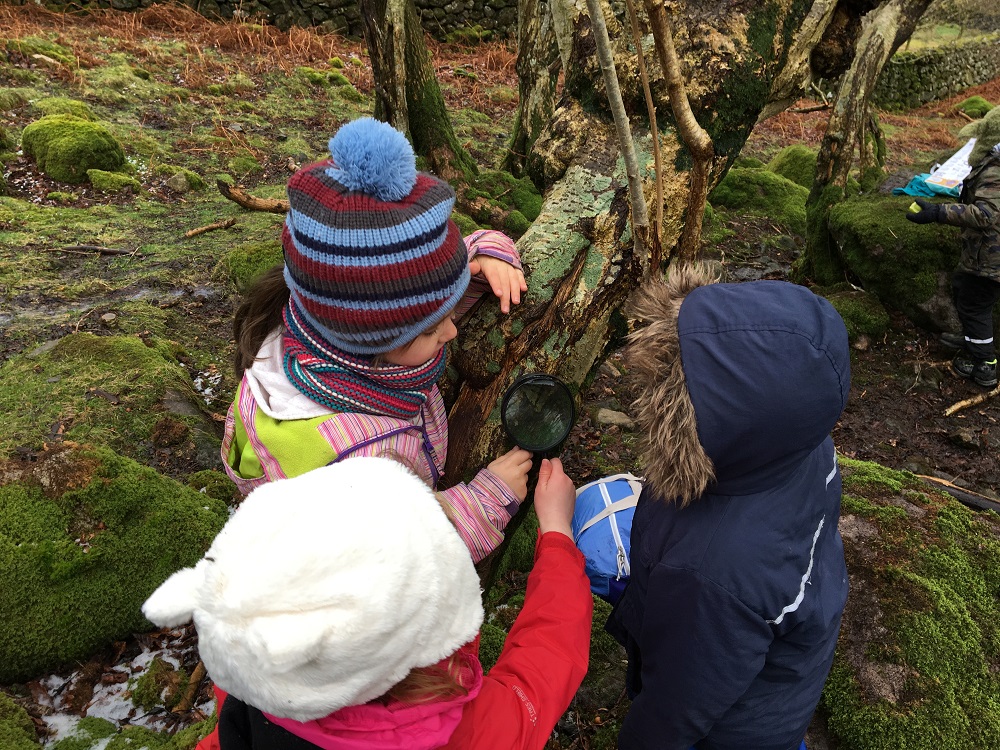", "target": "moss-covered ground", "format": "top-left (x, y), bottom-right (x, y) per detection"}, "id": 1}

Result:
top-left (2, 4), bottom-right (1000, 750)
